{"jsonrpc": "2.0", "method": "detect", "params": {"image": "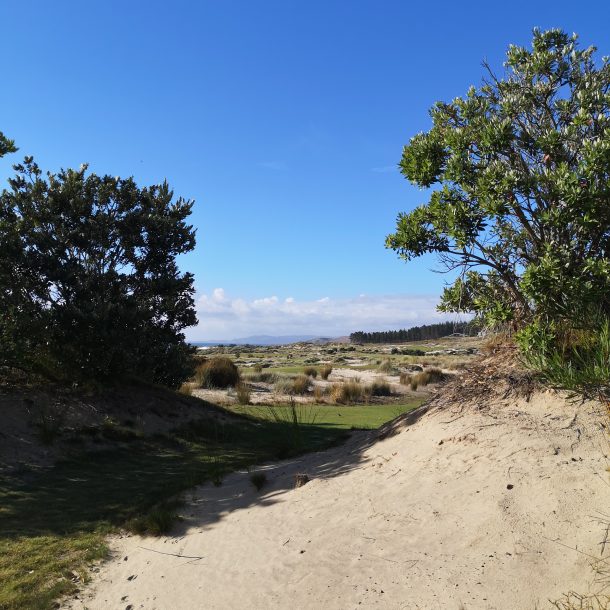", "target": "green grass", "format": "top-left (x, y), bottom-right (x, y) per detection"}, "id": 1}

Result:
top-left (231, 400), bottom-right (423, 430)
top-left (0, 411), bottom-right (350, 610)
